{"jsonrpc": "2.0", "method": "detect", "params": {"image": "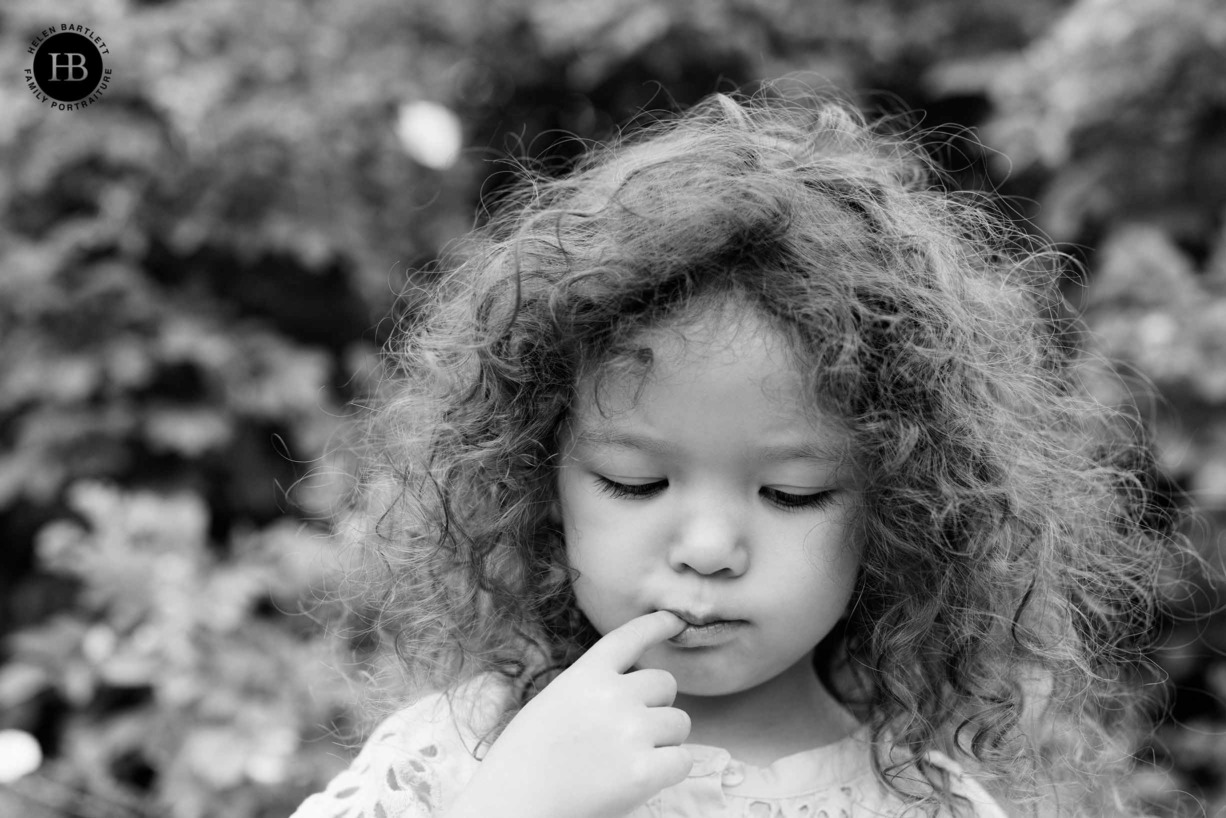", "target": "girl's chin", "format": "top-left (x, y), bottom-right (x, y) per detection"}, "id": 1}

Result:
top-left (640, 653), bottom-right (761, 697)
top-left (673, 671), bottom-right (760, 698)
